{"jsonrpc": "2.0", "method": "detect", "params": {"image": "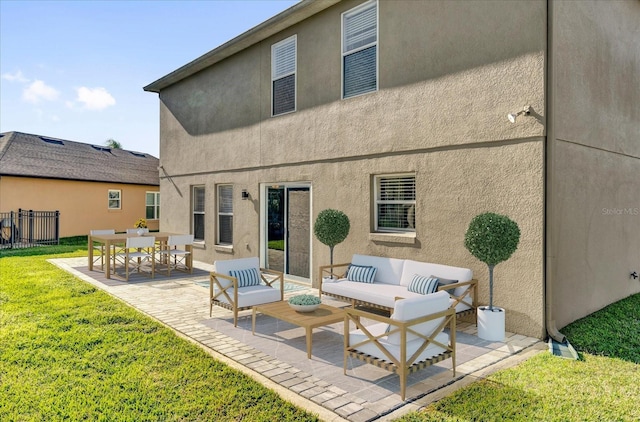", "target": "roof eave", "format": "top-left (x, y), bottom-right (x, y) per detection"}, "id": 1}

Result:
top-left (143, 0), bottom-right (340, 93)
